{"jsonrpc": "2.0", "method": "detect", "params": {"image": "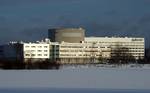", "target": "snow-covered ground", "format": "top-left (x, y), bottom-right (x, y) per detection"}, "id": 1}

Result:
top-left (0, 65), bottom-right (150, 89)
top-left (61, 64), bottom-right (150, 70)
